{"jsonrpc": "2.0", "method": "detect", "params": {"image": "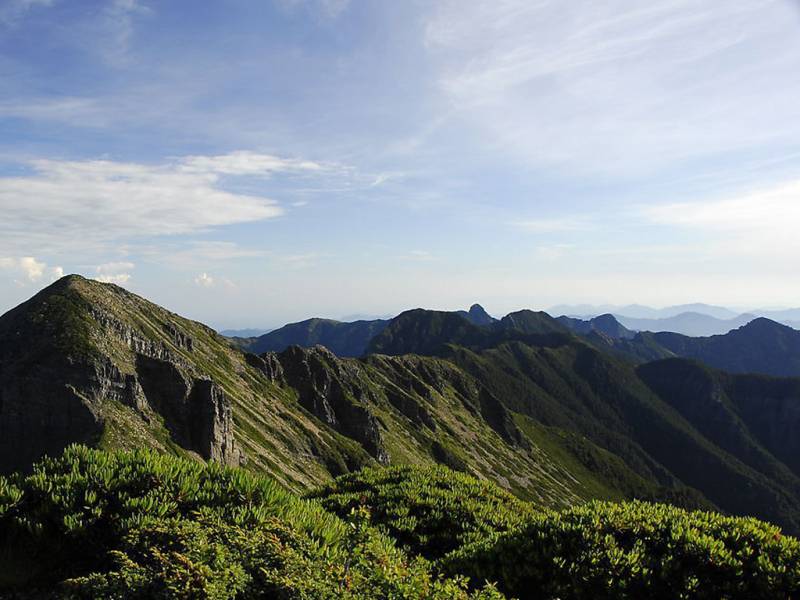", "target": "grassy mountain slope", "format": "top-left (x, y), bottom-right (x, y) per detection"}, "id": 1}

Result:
top-left (447, 340), bottom-right (800, 533)
top-left (368, 309), bottom-right (800, 532)
top-left (0, 275), bottom-right (373, 491)
top-left (257, 345), bottom-right (585, 506)
top-left (0, 276), bottom-right (604, 509)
